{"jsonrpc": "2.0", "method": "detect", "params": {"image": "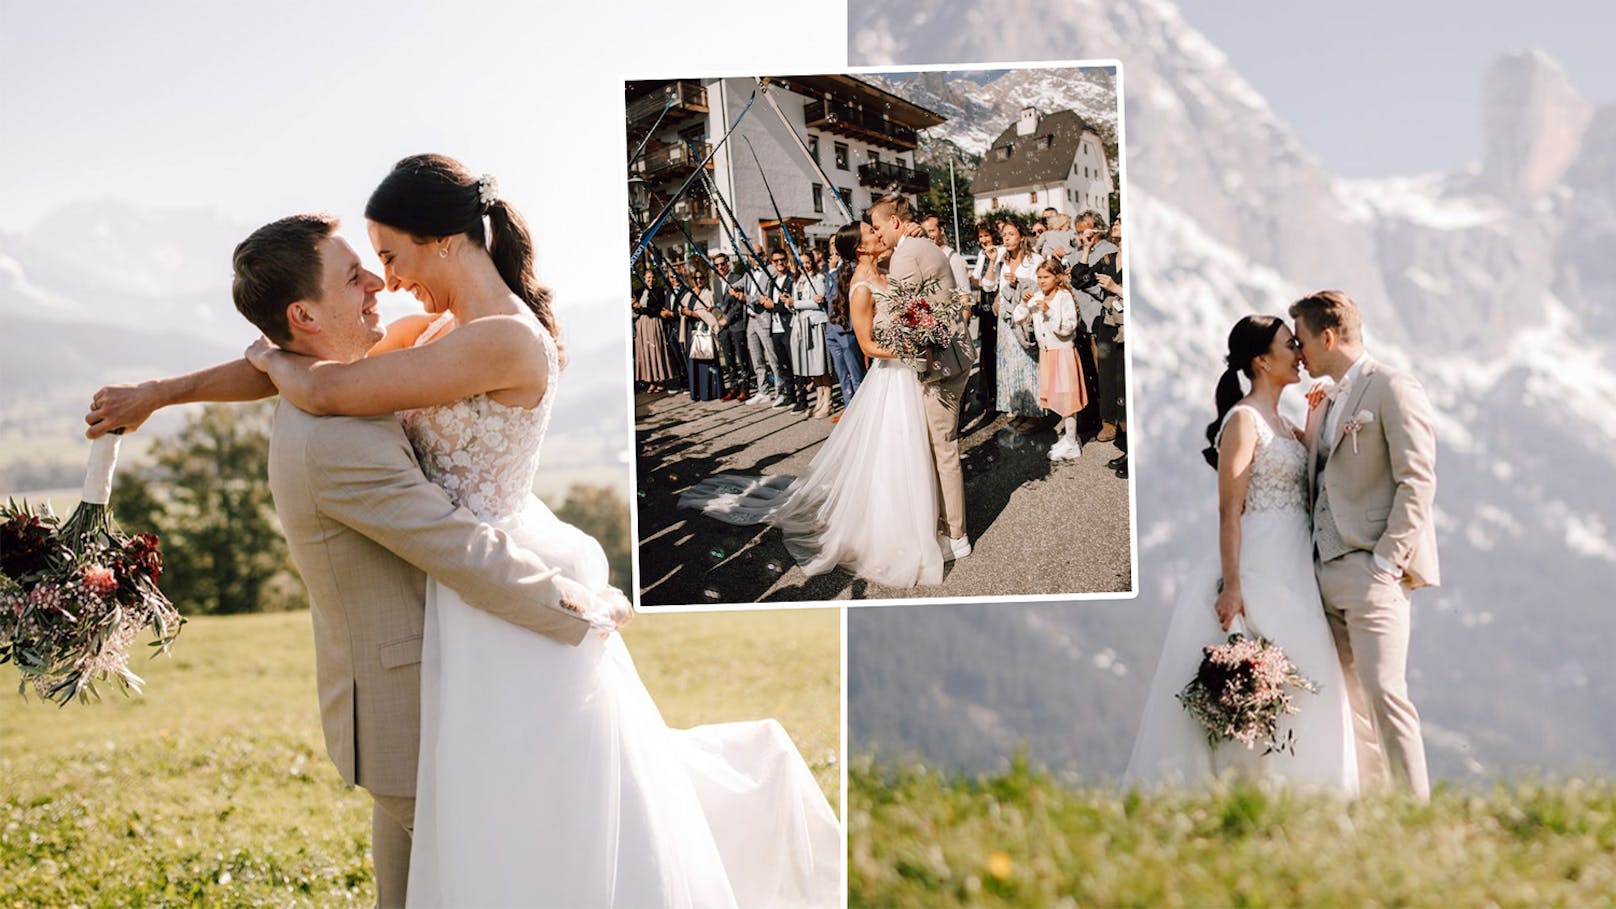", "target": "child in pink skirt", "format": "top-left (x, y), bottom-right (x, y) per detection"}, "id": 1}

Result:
top-left (1013, 259), bottom-right (1089, 460)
